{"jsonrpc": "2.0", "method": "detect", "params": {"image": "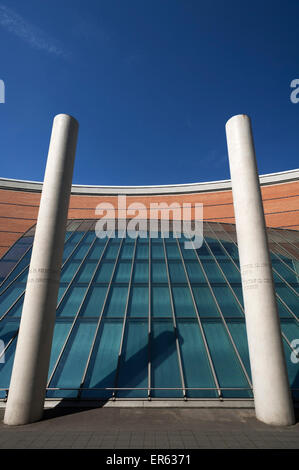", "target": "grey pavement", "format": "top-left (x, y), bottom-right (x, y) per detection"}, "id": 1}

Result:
top-left (0, 407), bottom-right (298, 449)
